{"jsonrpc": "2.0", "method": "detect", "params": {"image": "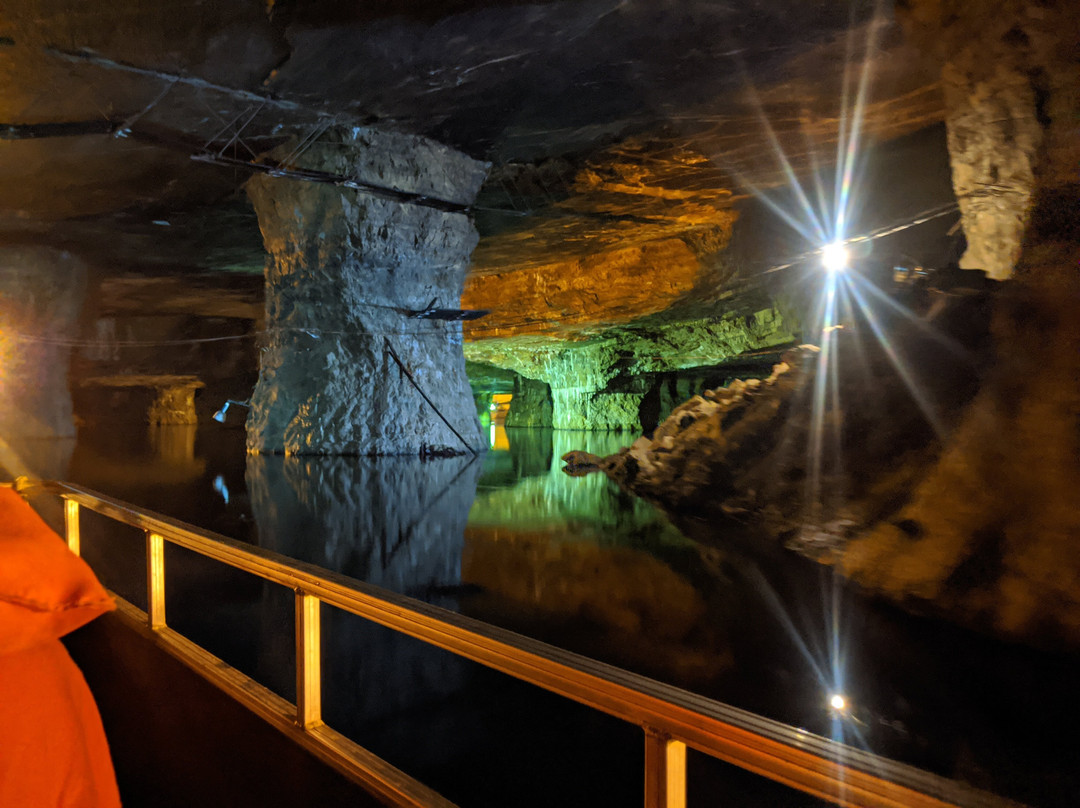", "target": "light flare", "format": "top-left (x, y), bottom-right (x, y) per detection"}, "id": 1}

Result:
top-left (821, 242), bottom-right (849, 273)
